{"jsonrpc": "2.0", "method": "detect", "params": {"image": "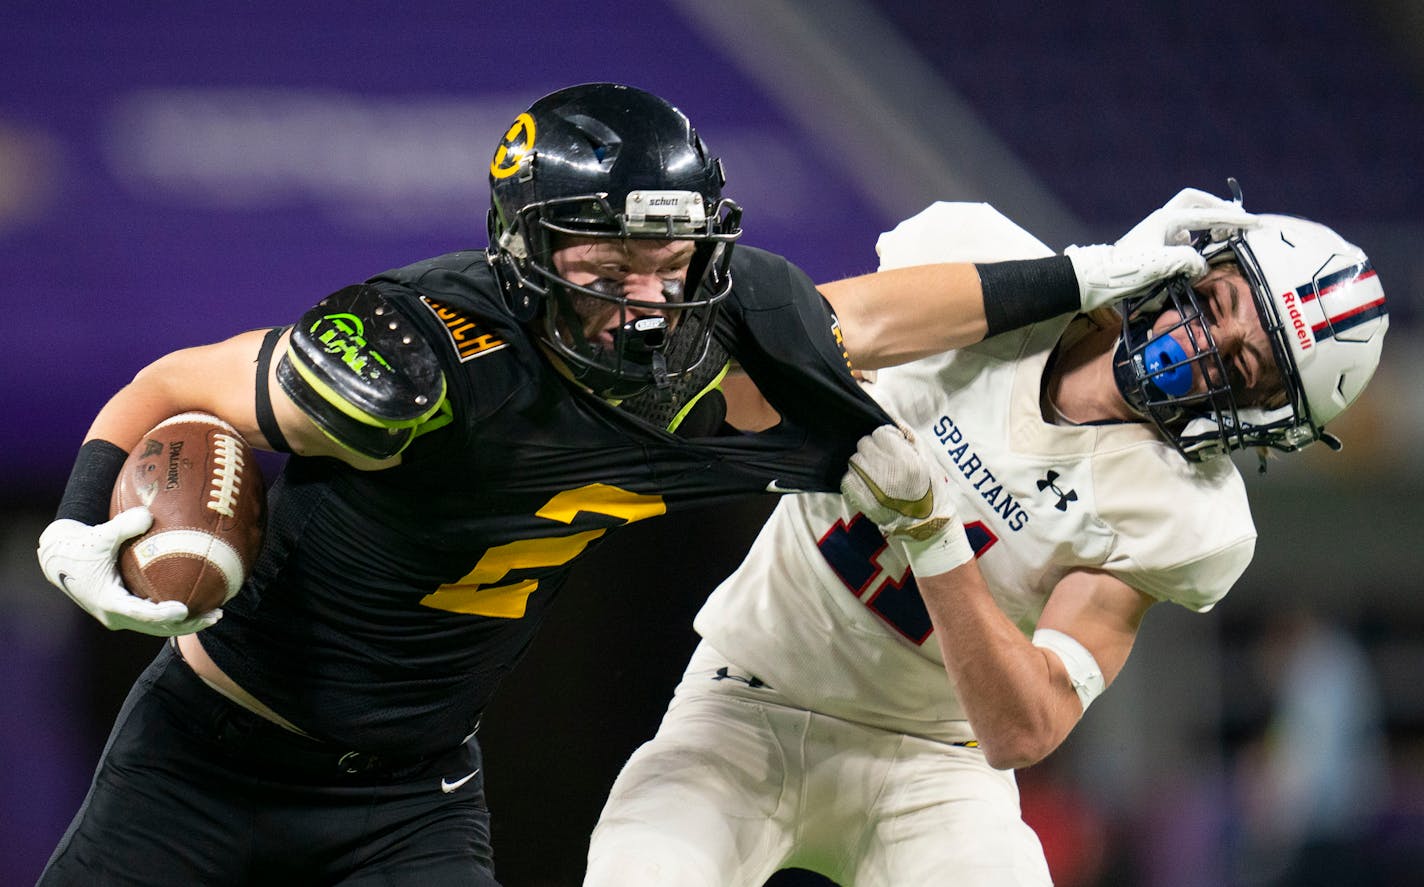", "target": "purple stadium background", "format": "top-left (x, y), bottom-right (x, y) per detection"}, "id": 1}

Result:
top-left (5, 2), bottom-right (1423, 884)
